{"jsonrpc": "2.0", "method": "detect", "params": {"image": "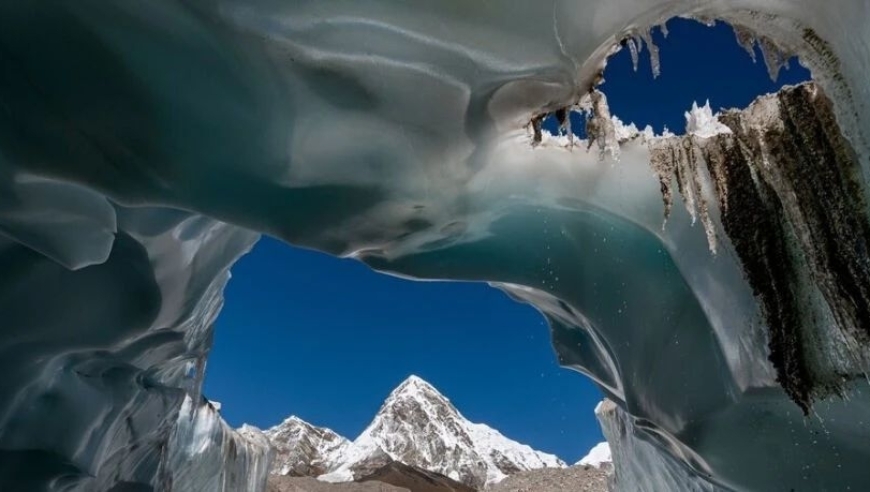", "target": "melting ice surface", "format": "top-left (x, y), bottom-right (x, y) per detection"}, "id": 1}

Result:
top-left (1, 1), bottom-right (870, 491)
